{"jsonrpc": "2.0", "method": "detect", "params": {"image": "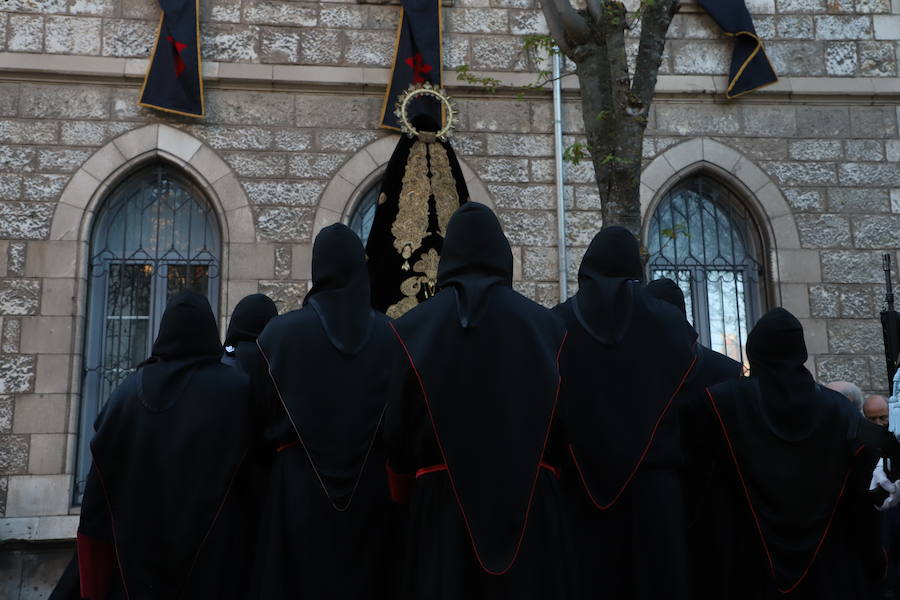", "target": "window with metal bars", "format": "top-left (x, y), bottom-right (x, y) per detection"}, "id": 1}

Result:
top-left (348, 181), bottom-right (380, 247)
top-left (646, 174), bottom-right (766, 368)
top-left (74, 164), bottom-right (221, 502)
